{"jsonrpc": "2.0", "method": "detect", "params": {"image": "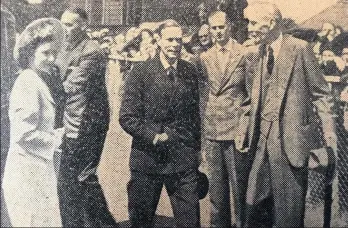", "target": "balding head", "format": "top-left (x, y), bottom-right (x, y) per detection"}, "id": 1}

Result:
top-left (208, 11), bottom-right (231, 46)
top-left (198, 24), bottom-right (211, 46)
top-left (244, 1), bottom-right (282, 44)
top-left (244, 1), bottom-right (282, 25)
